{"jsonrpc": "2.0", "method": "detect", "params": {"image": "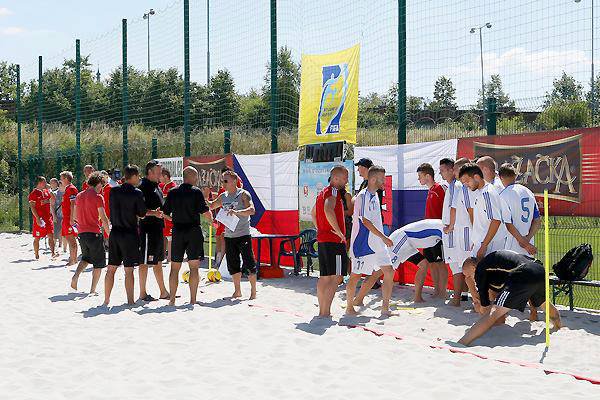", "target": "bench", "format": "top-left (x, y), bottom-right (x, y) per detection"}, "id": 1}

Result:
top-left (549, 275), bottom-right (600, 310)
